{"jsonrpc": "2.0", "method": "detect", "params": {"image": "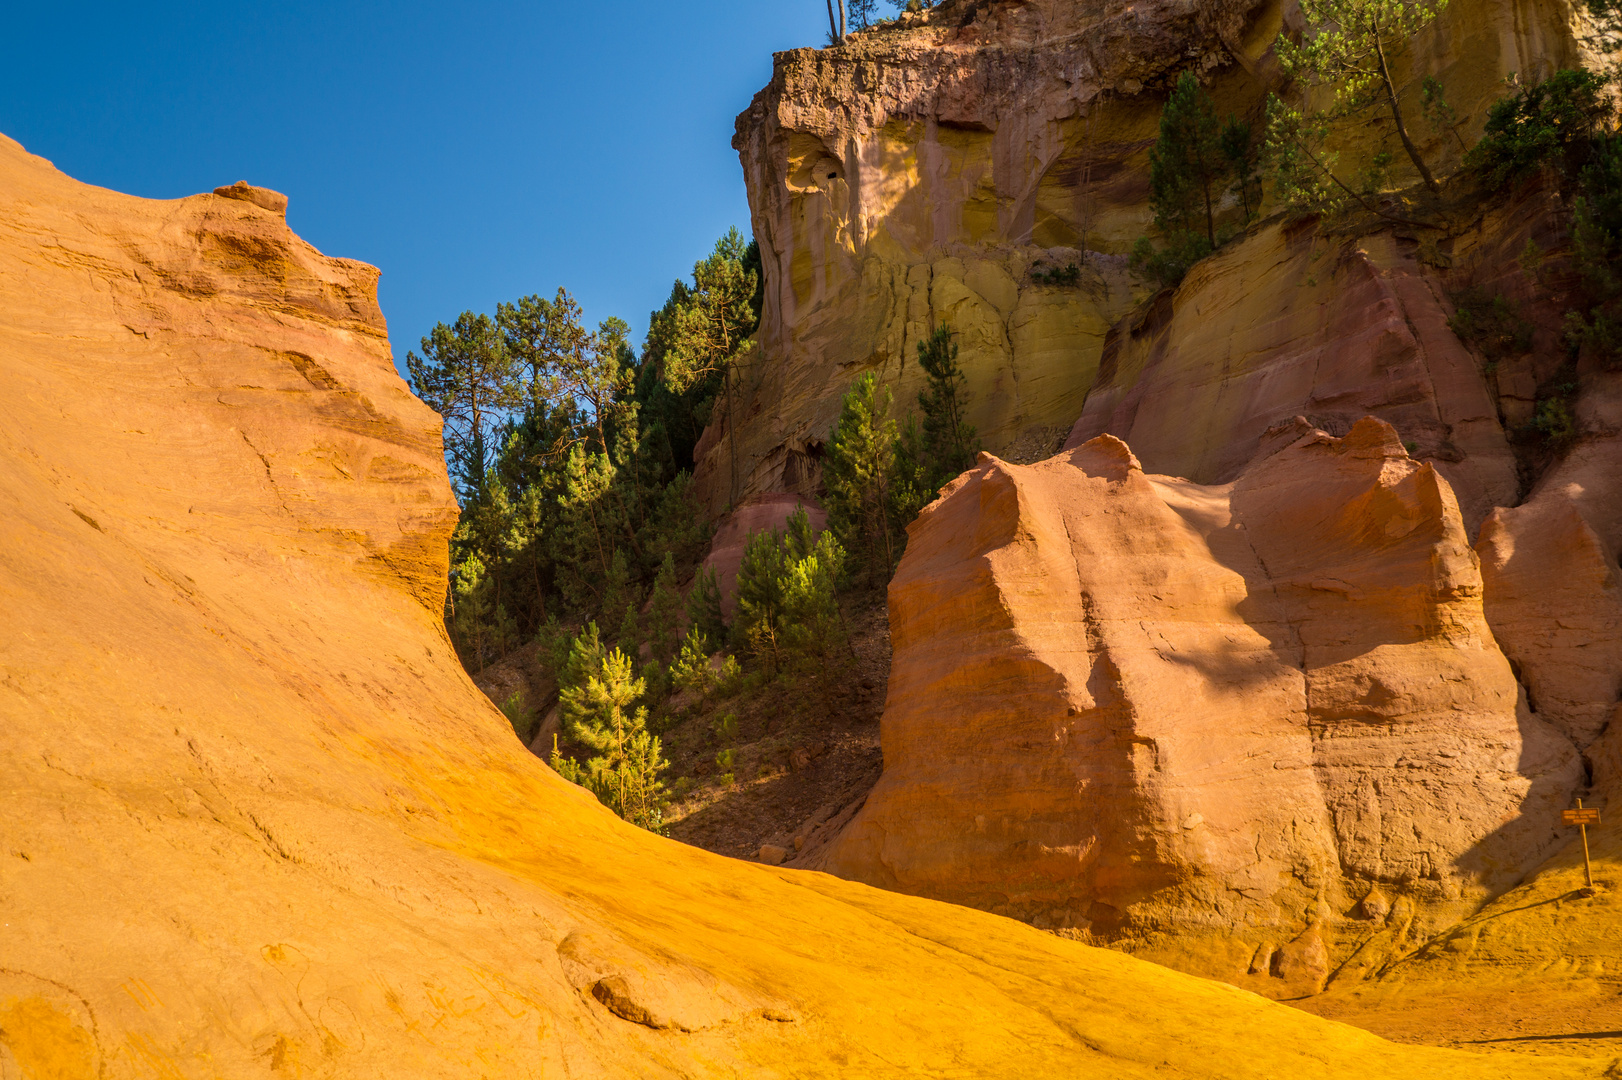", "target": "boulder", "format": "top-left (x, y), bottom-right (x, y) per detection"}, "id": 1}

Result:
top-left (820, 419), bottom-right (1584, 994)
